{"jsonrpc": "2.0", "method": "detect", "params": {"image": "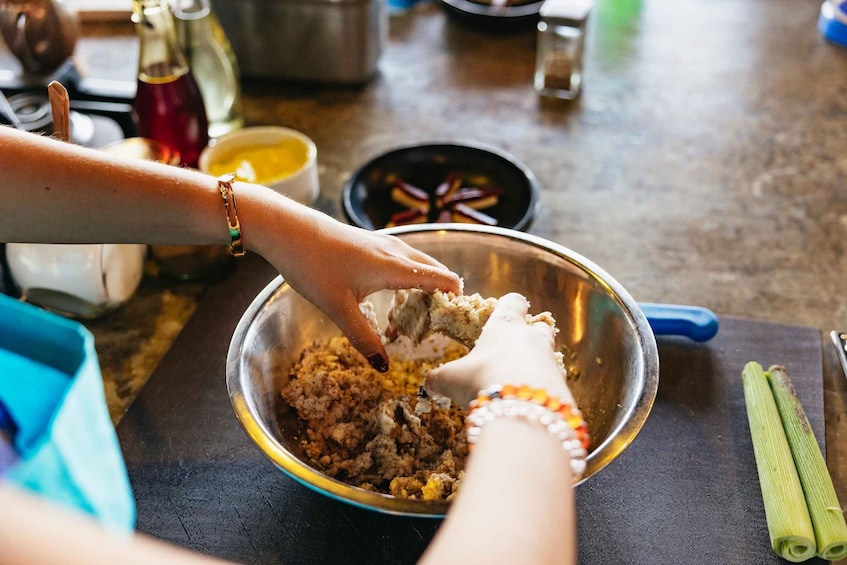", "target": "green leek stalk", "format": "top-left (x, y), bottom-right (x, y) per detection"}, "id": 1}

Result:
top-left (767, 365), bottom-right (847, 561)
top-left (742, 361), bottom-right (816, 562)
